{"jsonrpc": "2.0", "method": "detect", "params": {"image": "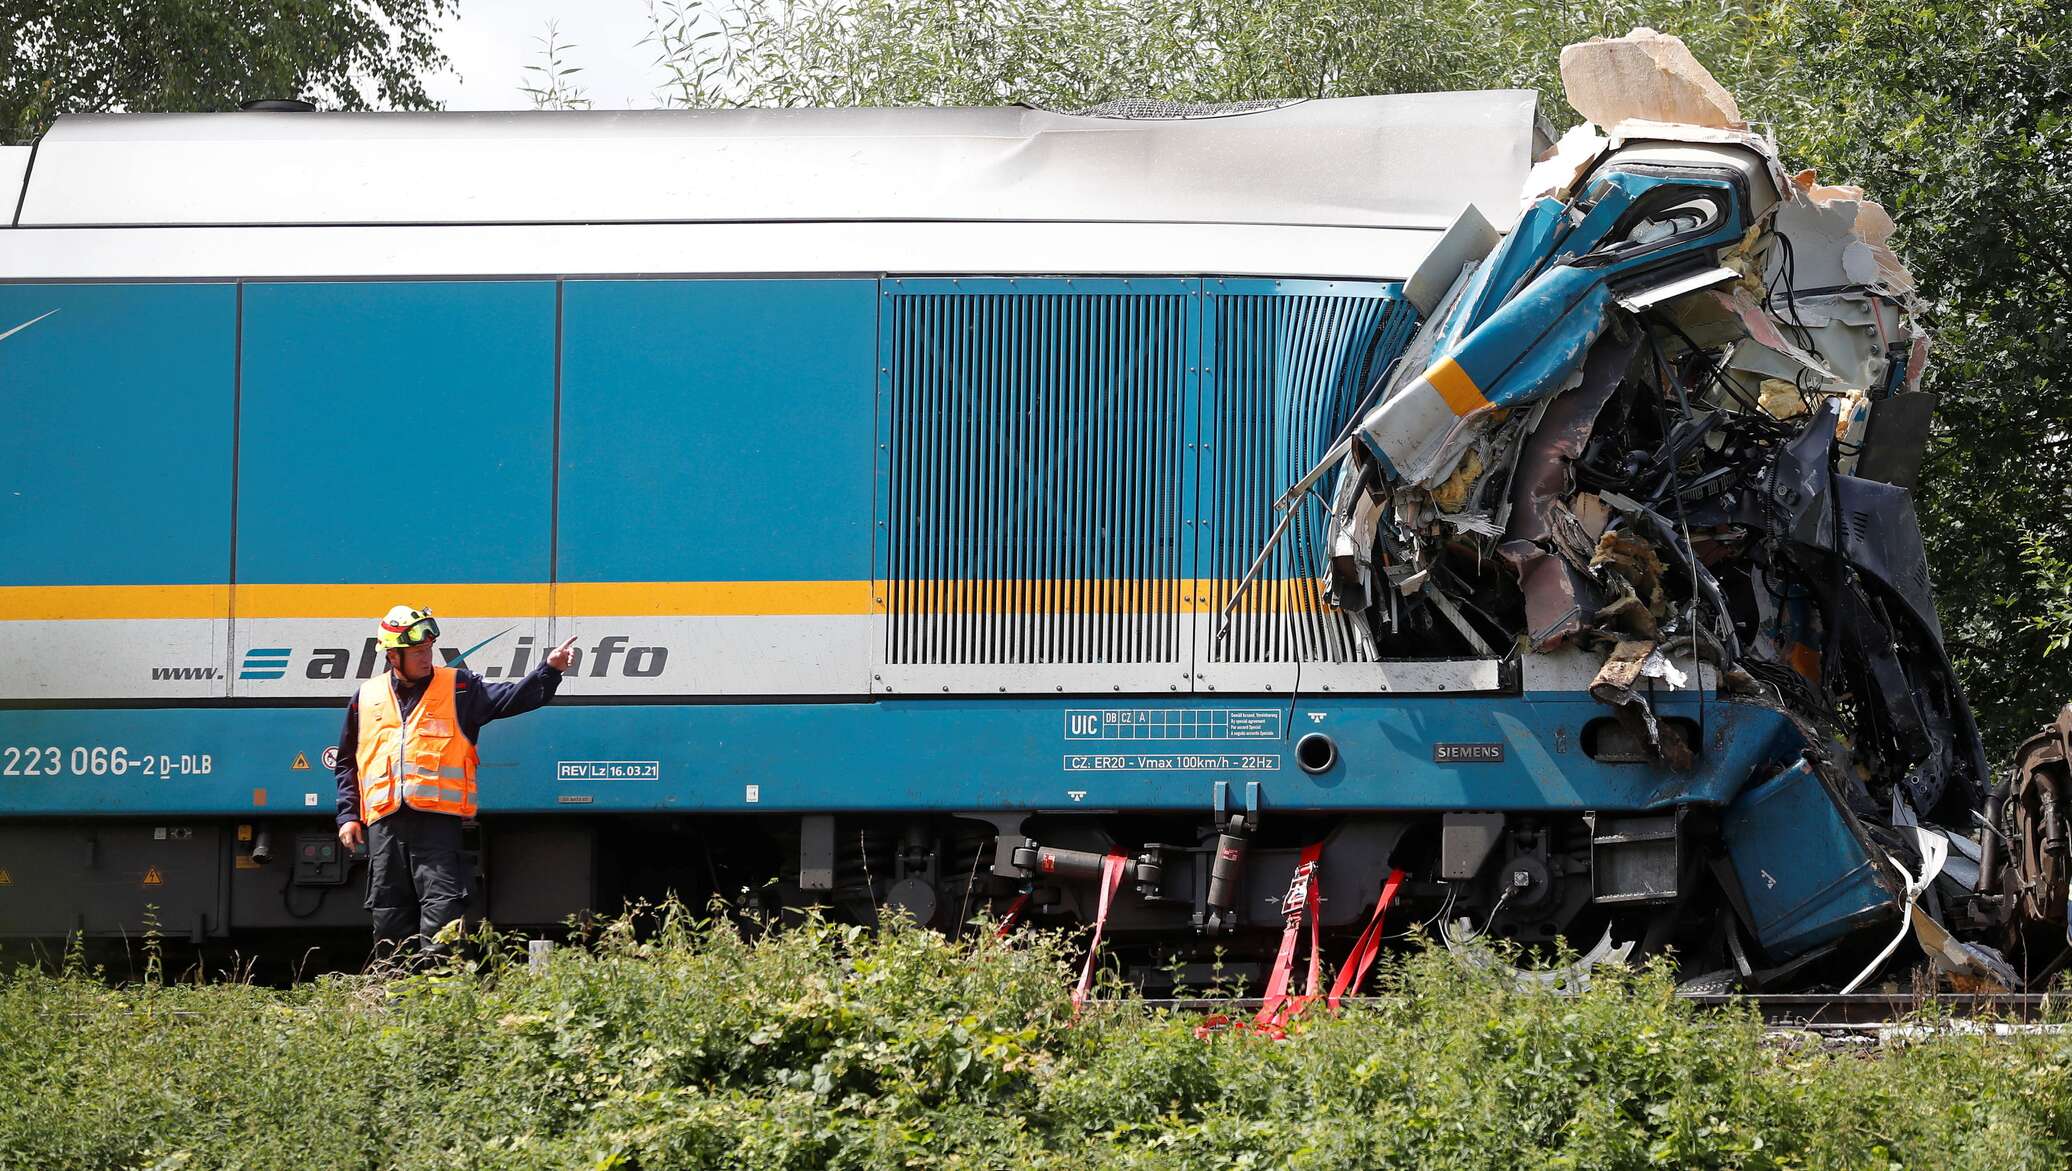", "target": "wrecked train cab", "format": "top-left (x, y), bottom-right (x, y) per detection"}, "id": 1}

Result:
top-left (0, 31), bottom-right (2016, 993)
top-left (1276, 33), bottom-right (2002, 989)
